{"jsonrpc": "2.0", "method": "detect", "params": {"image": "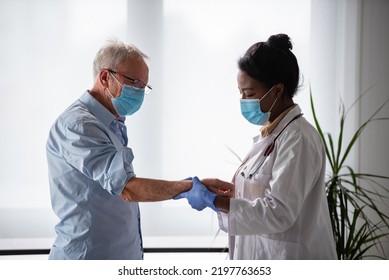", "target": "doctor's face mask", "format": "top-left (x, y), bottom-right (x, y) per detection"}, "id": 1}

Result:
top-left (240, 85), bottom-right (276, 125)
